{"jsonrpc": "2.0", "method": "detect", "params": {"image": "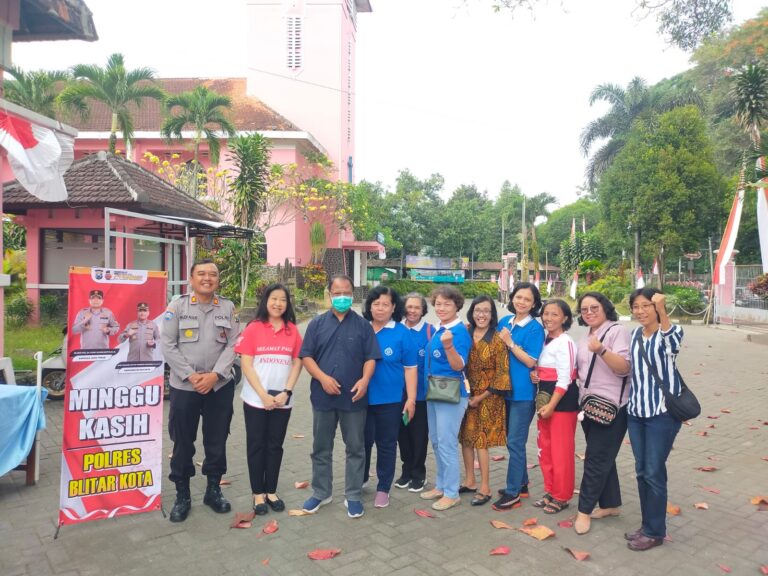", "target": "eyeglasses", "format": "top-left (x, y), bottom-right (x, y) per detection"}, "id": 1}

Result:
top-left (473, 309), bottom-right (492, 316)
top-left (579, 305), bottom-right (601, 315)
top-left (631, 303), bottom-right (656, 312)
